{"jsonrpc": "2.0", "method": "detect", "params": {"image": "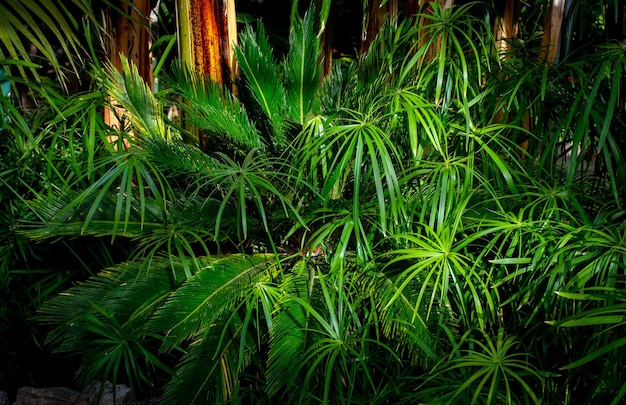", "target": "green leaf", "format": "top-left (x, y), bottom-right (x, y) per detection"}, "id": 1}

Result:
top-left (104, 55), bottom-right (167, 139)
